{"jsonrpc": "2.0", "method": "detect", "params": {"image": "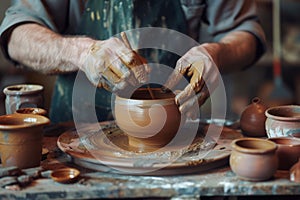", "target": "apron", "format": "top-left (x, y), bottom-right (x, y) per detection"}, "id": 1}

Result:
top-left (49, 0), bottom-right (187, 123)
